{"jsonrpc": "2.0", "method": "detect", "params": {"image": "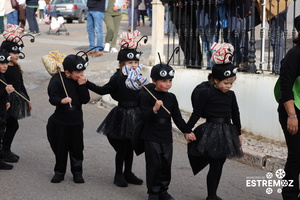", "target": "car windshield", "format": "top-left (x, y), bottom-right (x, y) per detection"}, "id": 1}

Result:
top-left (51, 0), bottom-right (75, 3)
